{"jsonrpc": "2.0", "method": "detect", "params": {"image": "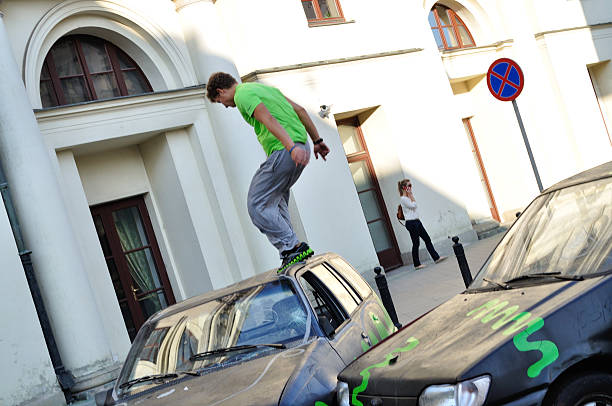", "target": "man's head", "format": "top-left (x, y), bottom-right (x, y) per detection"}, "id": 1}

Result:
top-left (206, 72), bottom-right (238, 107)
